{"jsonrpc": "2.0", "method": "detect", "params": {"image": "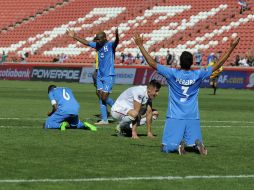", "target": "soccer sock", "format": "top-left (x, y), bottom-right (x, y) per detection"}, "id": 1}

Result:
top-left (139, 117), bottom-right (146, 126)
top-left (119, 115), bottom-right (135, 128)
top-left (214, 87), bottom-right (217, 95)
top-left (106, 97), bottom-right (115, 107)
top-left (99, 99), bottom-right (108, 121)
